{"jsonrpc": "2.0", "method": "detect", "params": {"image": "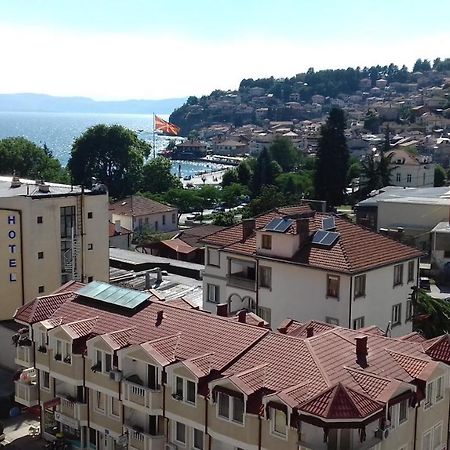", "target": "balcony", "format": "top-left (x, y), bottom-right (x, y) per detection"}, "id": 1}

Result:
top-left (122, 380), bottom-right (163, 412)
top-left (15, 344), bottom-right (32, 367)
top-left (226, 274), bottom-right (256, 291)
top-left (124, 426), bottom-right (165, 450)
top-left (15, 368), bottom-right (38, 407)
top-left (58, 396), bottom-right (88, 423)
